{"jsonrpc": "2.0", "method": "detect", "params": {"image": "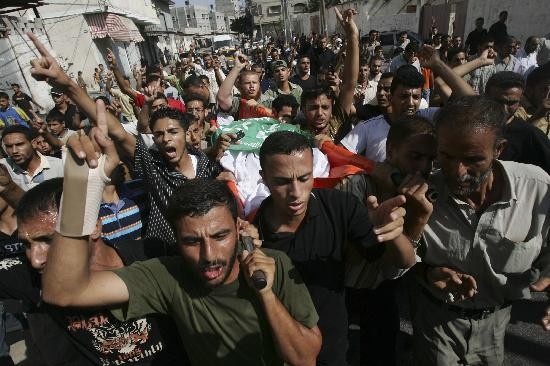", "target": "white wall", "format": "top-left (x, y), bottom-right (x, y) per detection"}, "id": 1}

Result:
top-left (464, 0), bottom-right (550, 43)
